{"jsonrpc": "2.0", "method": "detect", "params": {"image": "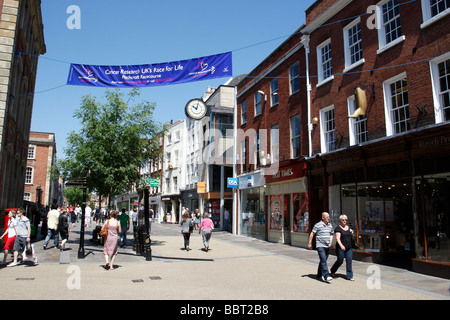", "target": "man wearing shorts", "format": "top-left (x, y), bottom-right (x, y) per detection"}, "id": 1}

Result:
top-left (8, 208), bottom-right (31, 267)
